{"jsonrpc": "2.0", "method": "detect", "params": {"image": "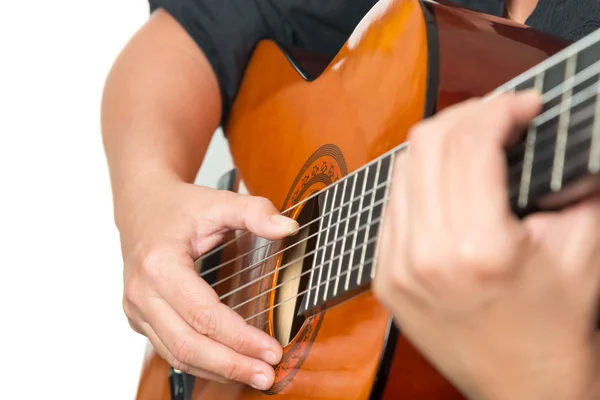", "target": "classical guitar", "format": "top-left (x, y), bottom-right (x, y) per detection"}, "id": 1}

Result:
top-left (136, 0), bottom-right (600, 398)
